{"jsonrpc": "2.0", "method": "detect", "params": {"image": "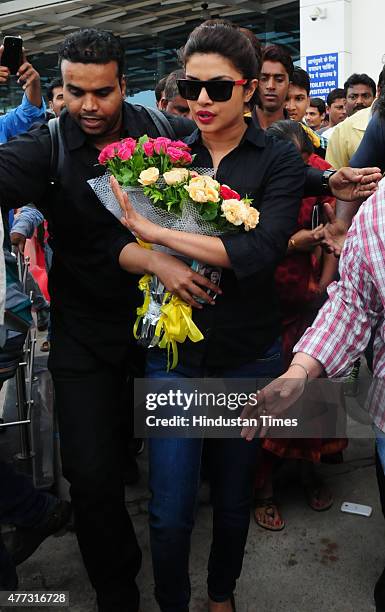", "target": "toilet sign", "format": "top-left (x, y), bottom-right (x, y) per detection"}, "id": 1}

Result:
top-left (306, 53), bottom-right (339, 99)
